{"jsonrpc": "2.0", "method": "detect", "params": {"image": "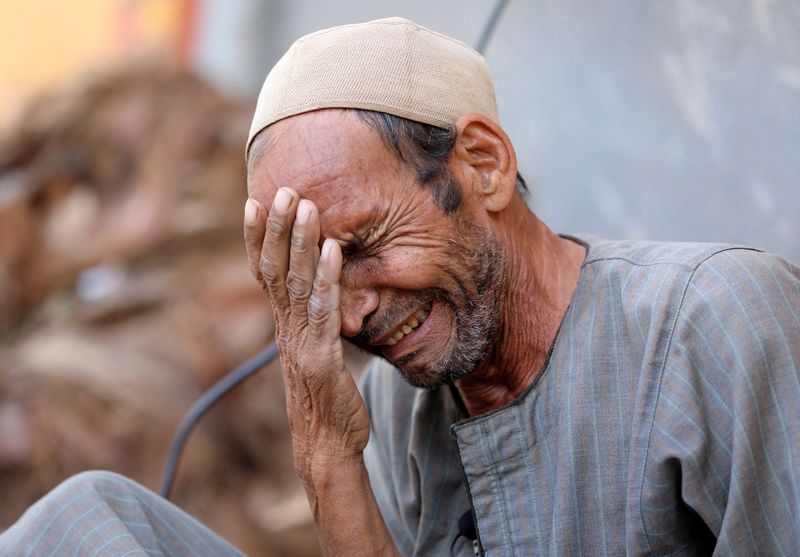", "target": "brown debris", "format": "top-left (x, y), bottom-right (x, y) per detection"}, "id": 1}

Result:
top-left (0, 67), bottom-right (320, 556)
